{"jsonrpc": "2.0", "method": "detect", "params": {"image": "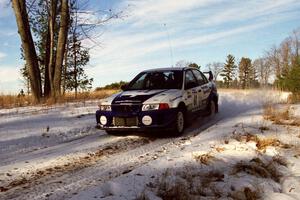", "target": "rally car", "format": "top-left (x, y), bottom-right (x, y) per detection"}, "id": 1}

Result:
top-left (95, 67), bottom-right (218, 135)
